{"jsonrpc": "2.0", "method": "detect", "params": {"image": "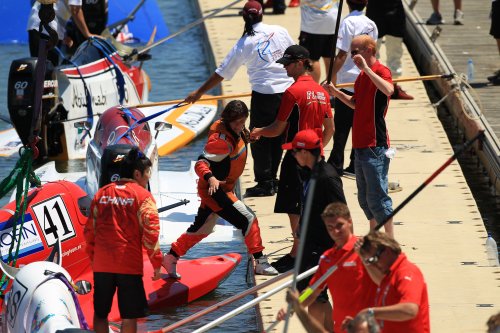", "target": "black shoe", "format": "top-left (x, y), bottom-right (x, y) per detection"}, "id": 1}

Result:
top-left (343, 165), bottom-right (355, 175)
top-left (271, 253), bottom-right (295, 273)
top-left (487, 71), bottom-right (500, 85)
top-left (245, 182), bottom-right (275, 197)
top-left (272, 179), bottom-right (279, 193)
